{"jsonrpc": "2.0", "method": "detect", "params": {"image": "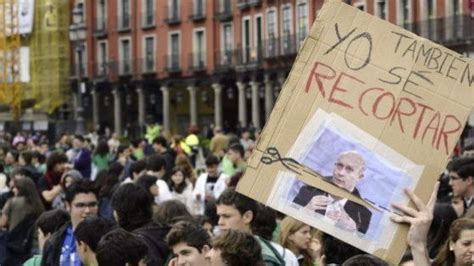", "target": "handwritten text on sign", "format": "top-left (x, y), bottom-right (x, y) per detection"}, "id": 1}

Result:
top-left (304, 24), bottom-right (467, 155)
